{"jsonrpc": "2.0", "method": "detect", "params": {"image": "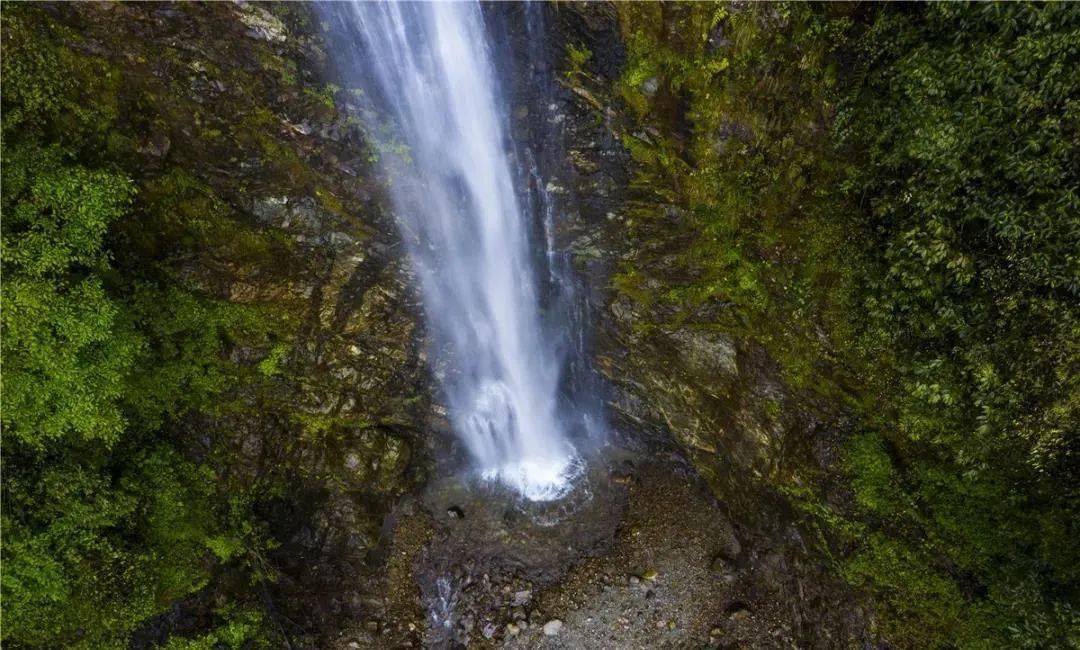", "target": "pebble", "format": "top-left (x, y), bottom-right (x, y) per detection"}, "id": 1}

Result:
top-left (506, 623), bottom-right (521, 636)
top-left (543, 619), bottom-right (564, 636)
